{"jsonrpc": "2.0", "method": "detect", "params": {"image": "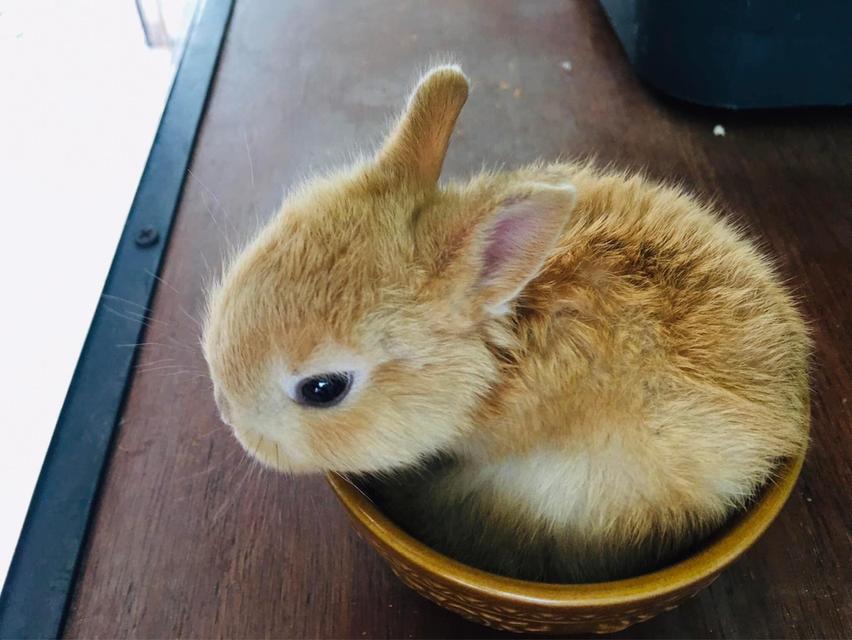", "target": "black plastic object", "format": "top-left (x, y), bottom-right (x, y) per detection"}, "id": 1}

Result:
top-left (0, 1), bottom-right (234, 637)
top-left (599, 0), bottom-right (852, 109)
